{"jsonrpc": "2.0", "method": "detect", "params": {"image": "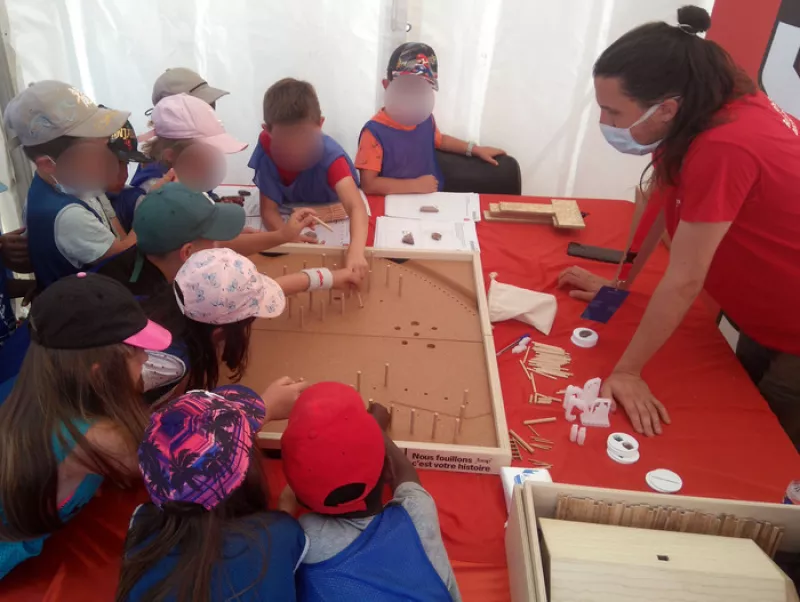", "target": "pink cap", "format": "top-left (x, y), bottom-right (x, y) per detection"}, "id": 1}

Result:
top-left (141, 93), bottom-right (247, 154)
top-left (174, 248), bottom-right (286, 325)
top-left (124, 319), bottom-right (173, 351)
